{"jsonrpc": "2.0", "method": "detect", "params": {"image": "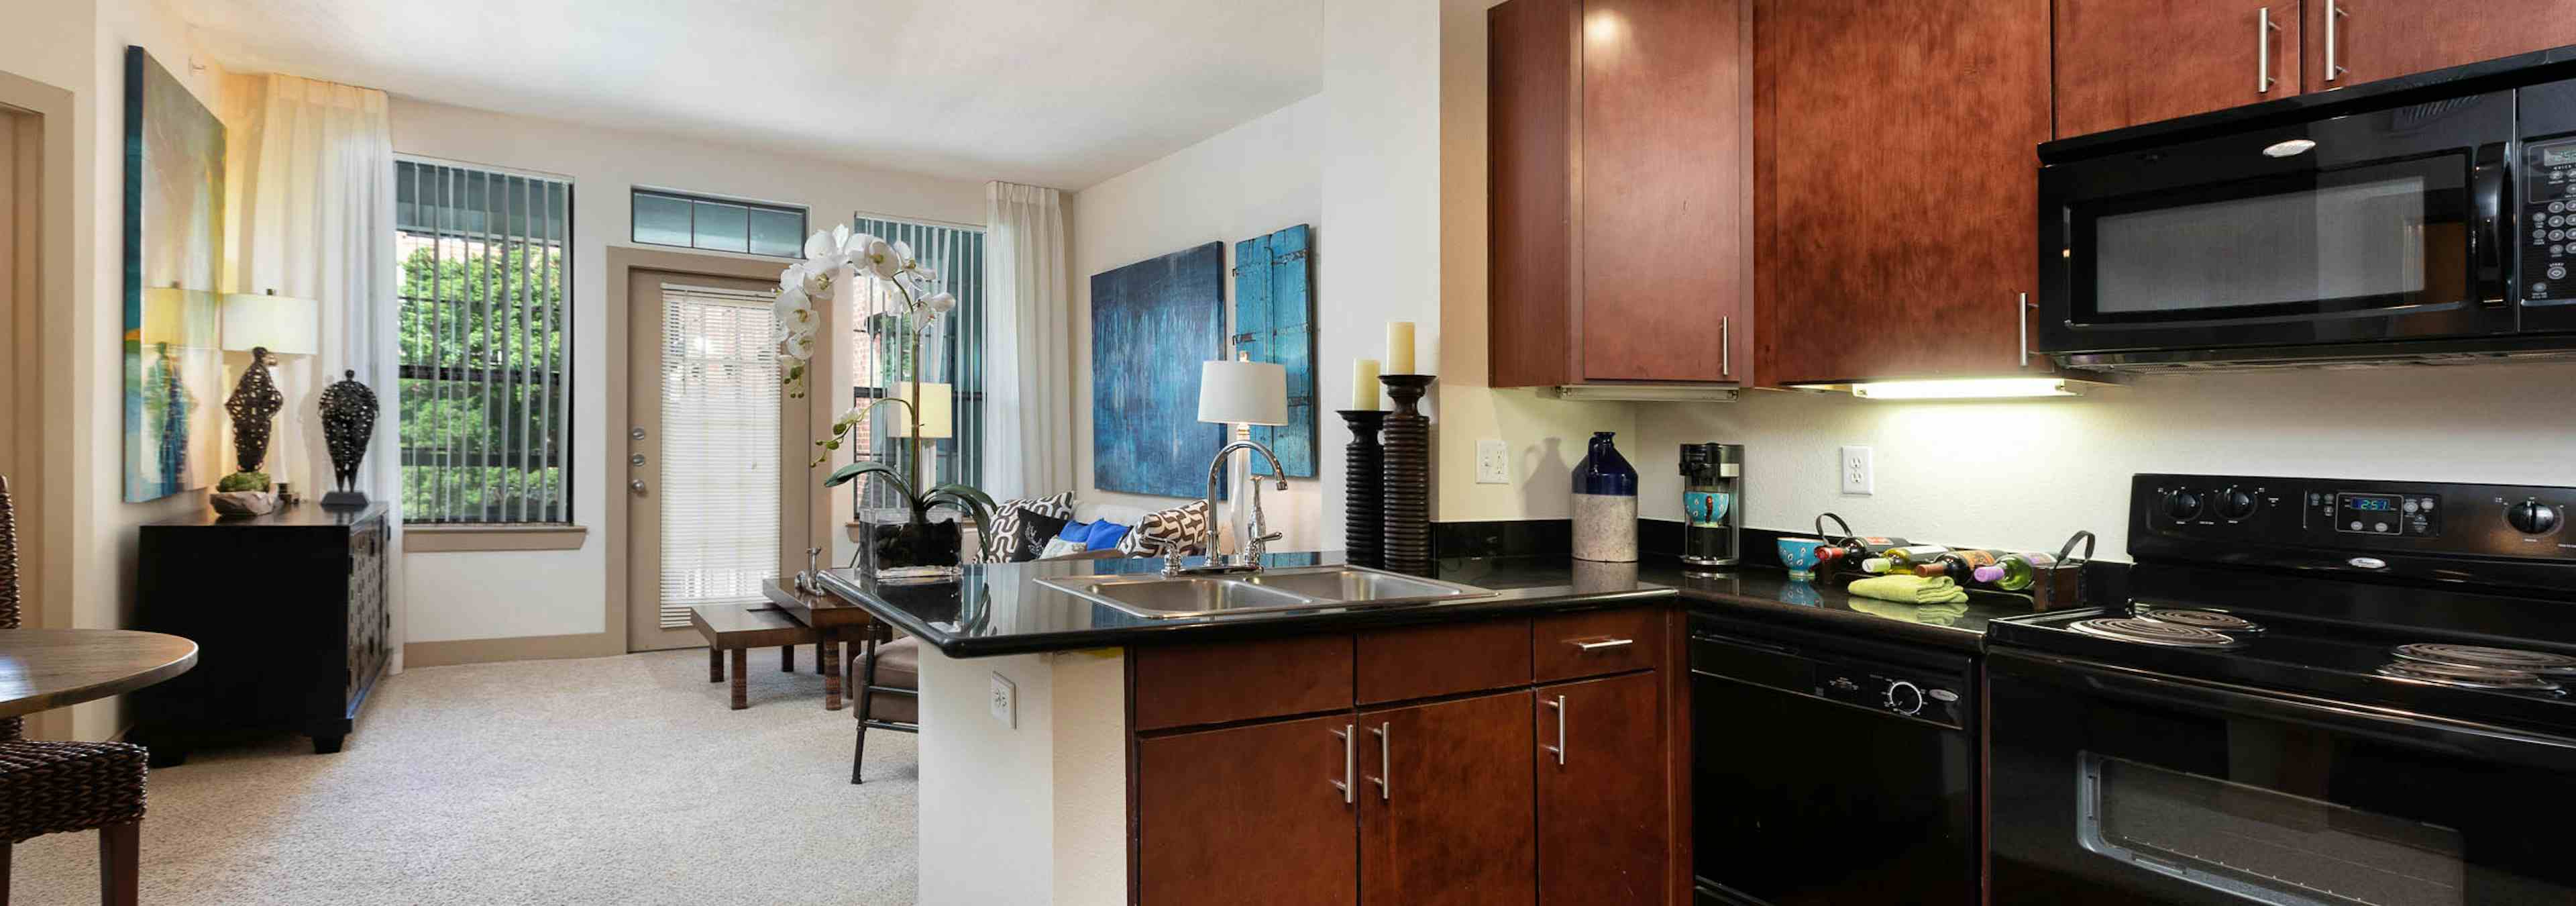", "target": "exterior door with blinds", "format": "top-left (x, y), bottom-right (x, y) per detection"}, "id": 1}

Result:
top-left (625, 274), bottom-right (802, 651)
